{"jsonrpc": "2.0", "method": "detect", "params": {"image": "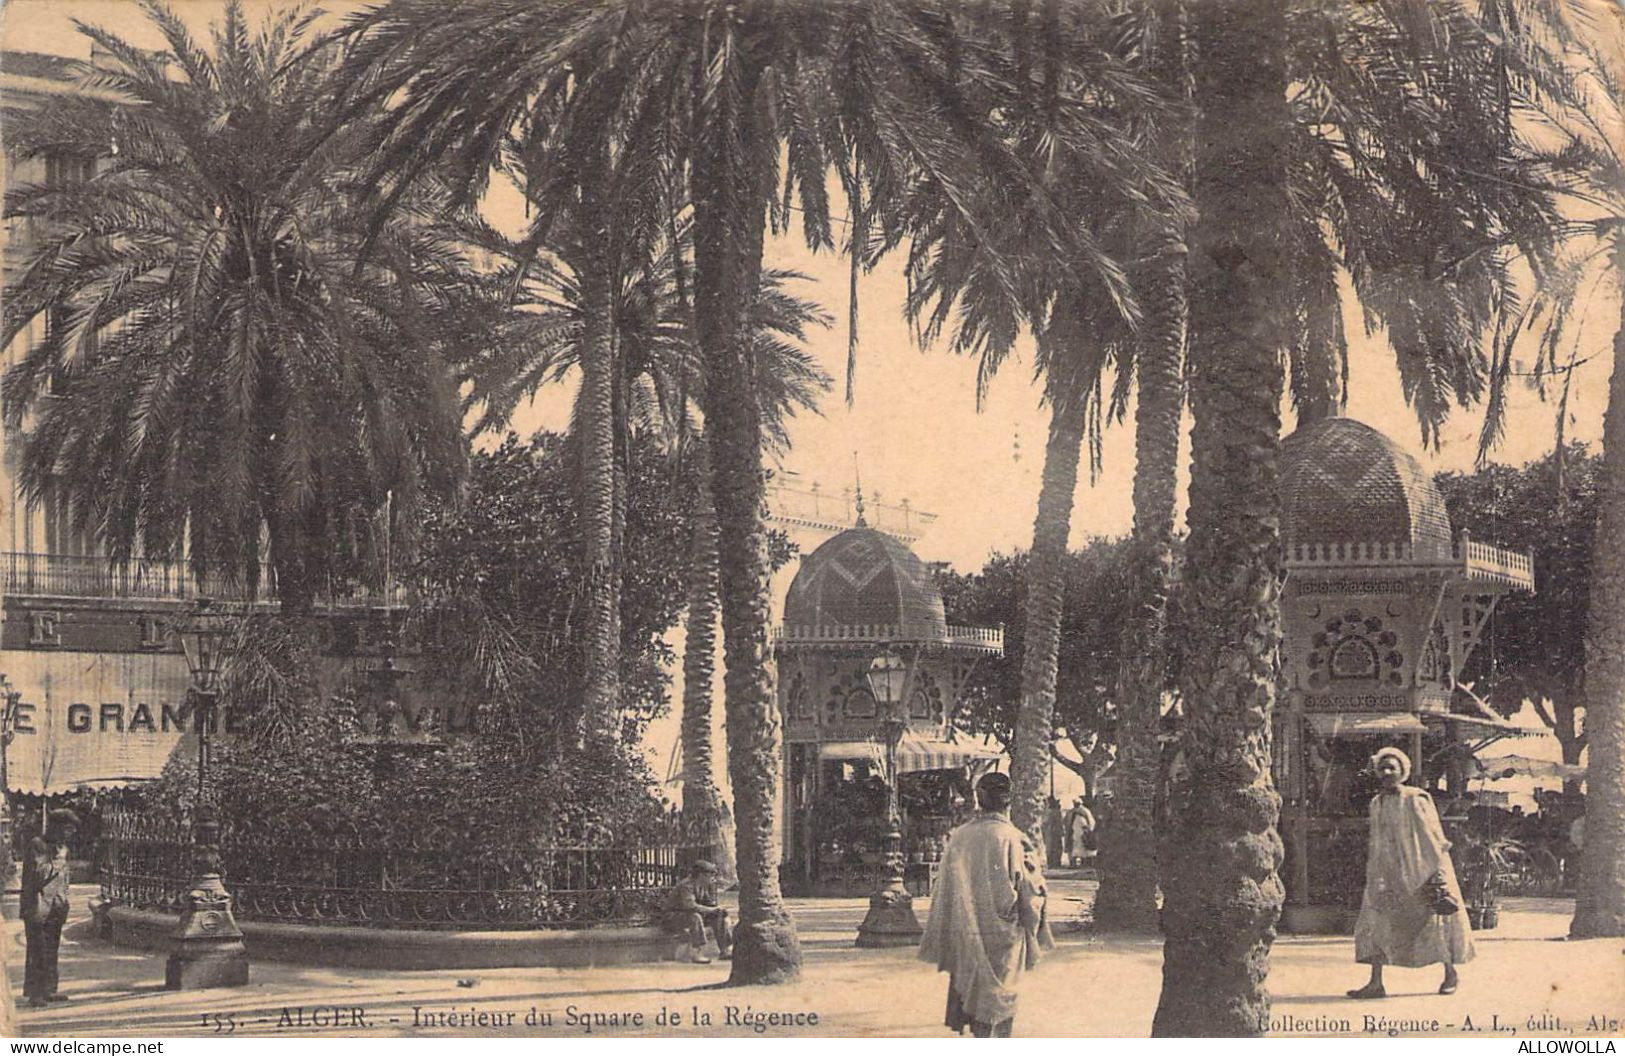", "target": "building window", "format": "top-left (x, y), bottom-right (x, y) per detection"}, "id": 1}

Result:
top-left (30, 610), bottom-right (62, 647)
top-left (44, 153), bottom-right (95, 188)
top-left (138, 613), bottom-right (165, 650)
top-left (42, 481), bottom-right (93, 558)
